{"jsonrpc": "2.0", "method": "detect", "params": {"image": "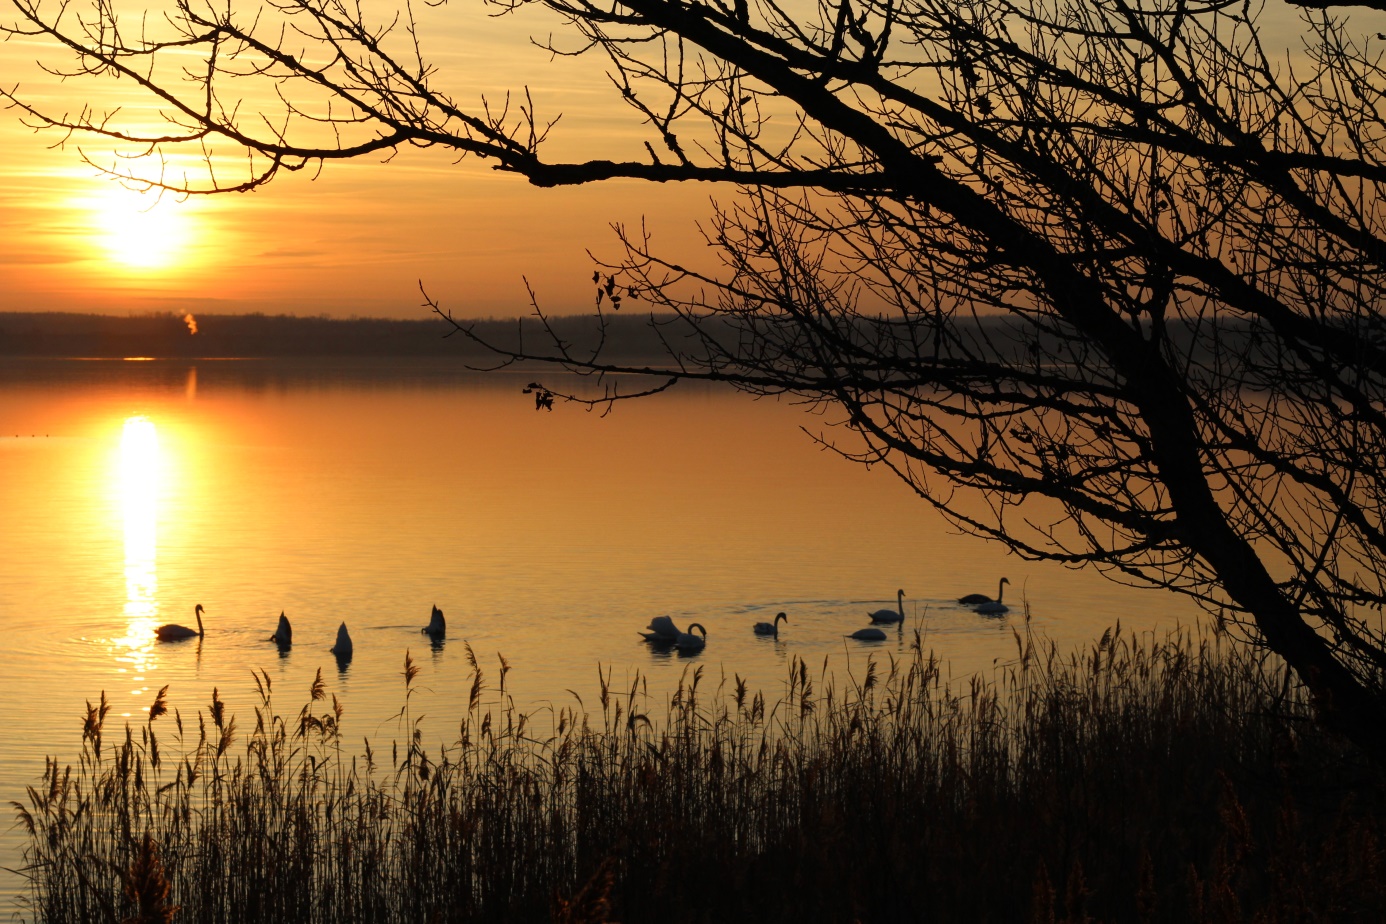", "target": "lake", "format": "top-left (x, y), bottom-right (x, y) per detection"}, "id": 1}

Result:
top-left (0, 357), bottom-right (1202, 902)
